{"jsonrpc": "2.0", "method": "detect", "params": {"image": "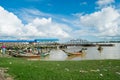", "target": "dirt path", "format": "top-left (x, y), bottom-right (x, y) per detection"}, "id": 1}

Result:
top-left (0, 68), bottom-right (13, 80)
top-left (0, 73), bottom-right (5, 80)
